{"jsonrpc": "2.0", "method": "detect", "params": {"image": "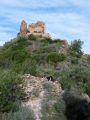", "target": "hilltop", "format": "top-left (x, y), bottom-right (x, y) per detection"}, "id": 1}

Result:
top-left (0, 23), bottom-right (90, 120)
top-left (18, 20), bottom-right (50, 38)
